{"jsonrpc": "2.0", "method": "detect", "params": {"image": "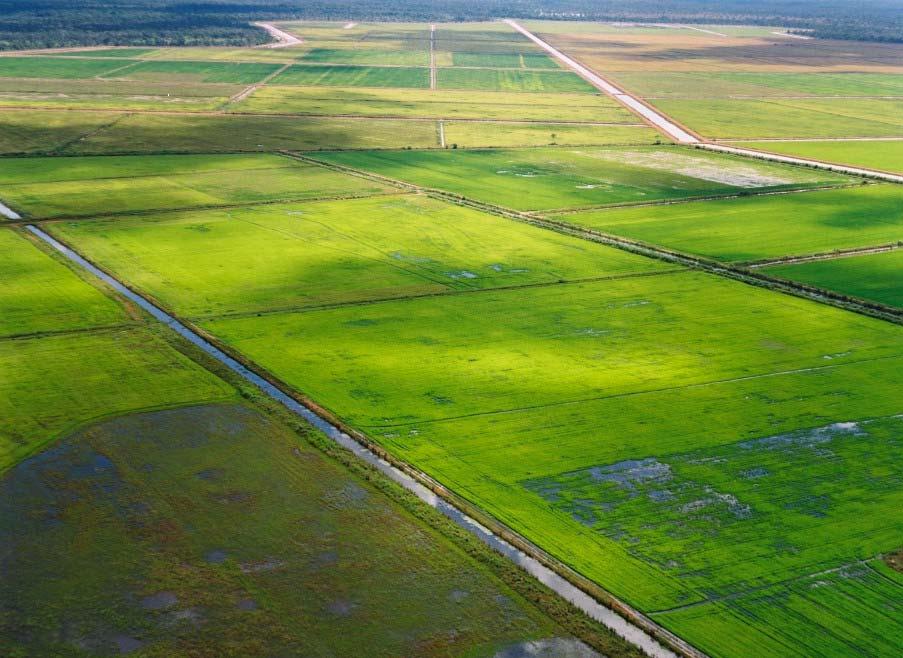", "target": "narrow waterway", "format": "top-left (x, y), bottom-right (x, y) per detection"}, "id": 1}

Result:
top-left (26, 223), bottom-right (683, 658)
